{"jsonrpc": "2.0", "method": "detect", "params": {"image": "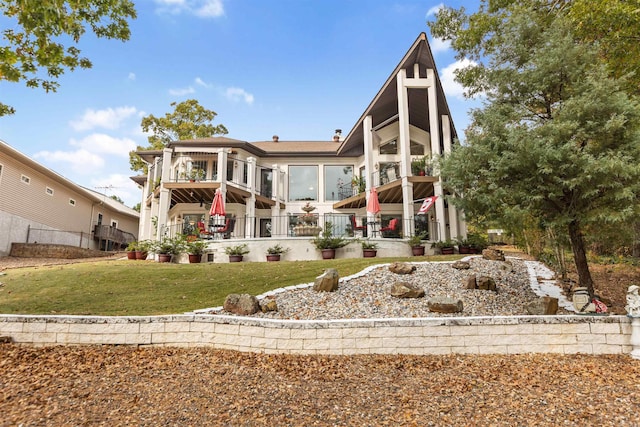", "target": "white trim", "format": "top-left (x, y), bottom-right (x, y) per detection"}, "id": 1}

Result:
top-left (20, 174), bottom-right (30, 184)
